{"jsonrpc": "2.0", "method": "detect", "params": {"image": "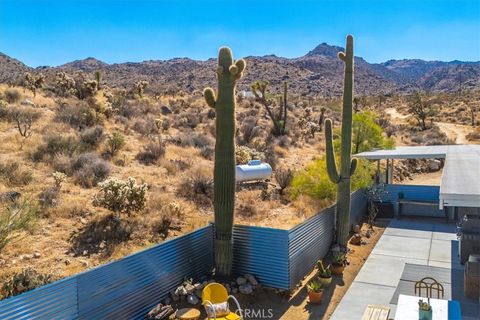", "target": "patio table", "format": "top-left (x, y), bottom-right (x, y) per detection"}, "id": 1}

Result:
top-left (395, 294), bottom-right (461, 320)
